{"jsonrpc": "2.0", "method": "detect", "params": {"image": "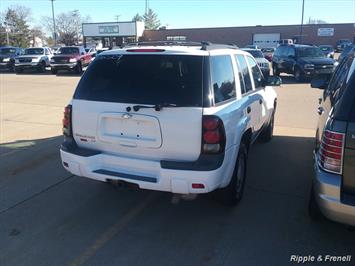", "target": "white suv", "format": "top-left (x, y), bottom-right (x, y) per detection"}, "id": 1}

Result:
top-left (60, 42), bottom-right (280, 205)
